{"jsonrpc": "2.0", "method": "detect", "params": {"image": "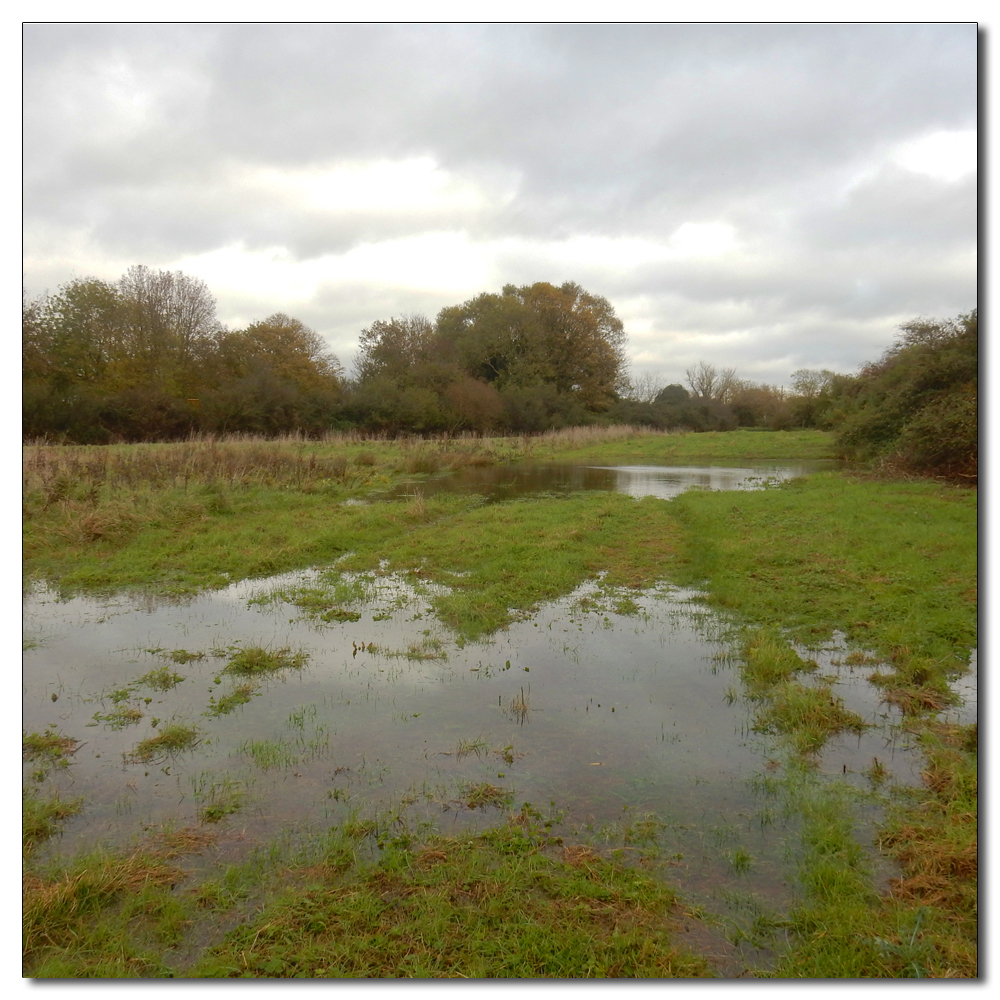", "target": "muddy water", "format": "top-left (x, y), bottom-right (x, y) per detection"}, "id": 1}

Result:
top-left (22, 460), bottom-right (972, 967)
